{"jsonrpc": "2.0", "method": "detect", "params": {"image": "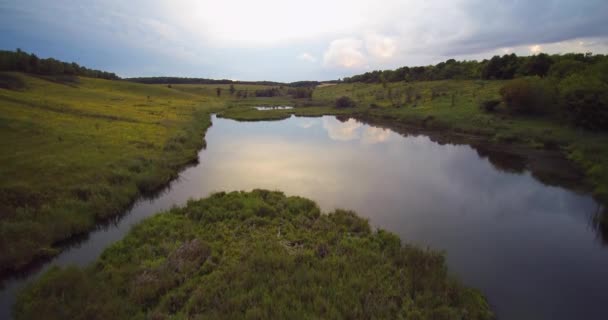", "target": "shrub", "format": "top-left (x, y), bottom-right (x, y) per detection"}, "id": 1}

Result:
top-left (559, 73), bottom-right (608, 130)
top-left (499, 77), bottom-right (556, 114)
top-left (0, 73), bottom-right (26, 90)
top-left (335, 96), bottom-right (356, 109)
top-left (479, 99), bottom-right (501, 112)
